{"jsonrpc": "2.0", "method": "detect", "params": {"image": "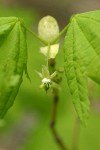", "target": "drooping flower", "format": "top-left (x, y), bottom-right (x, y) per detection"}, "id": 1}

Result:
top-left (36, 65), bottom-right (57, 92)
